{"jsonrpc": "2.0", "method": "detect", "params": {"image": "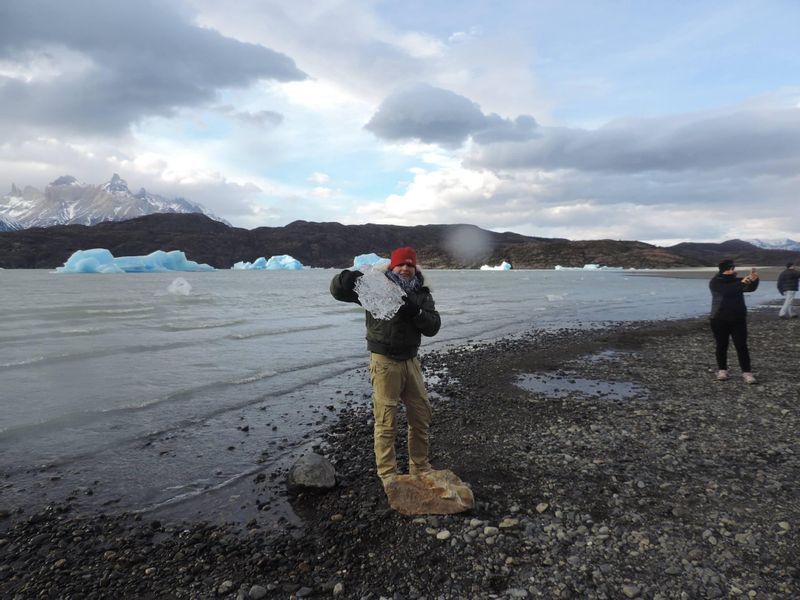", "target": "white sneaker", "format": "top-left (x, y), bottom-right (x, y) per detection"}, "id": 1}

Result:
top-left (717, 370), bottom-right (729, 381)
top-left (742, 373), bottom-right (757, 384)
